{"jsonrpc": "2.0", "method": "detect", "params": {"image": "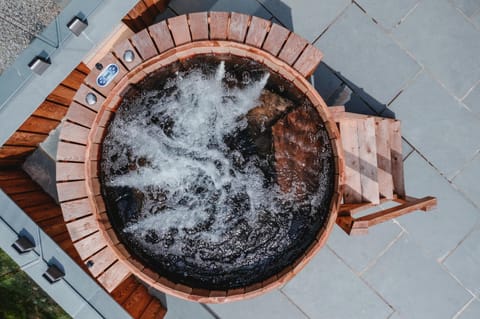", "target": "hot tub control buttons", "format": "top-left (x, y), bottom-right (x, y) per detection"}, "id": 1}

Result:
top-left (96, 64), bottom-right (119, 87)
